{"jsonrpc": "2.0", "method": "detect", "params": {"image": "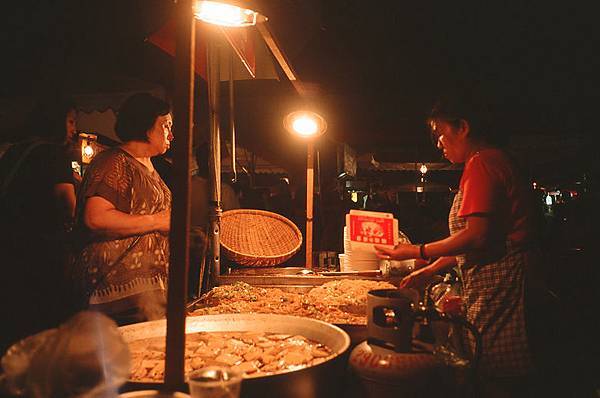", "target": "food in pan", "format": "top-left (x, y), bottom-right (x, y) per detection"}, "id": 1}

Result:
top-left (192, 279), bottom-right (396, 325)
top-left (128, 331), bottom-right (334, 381)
